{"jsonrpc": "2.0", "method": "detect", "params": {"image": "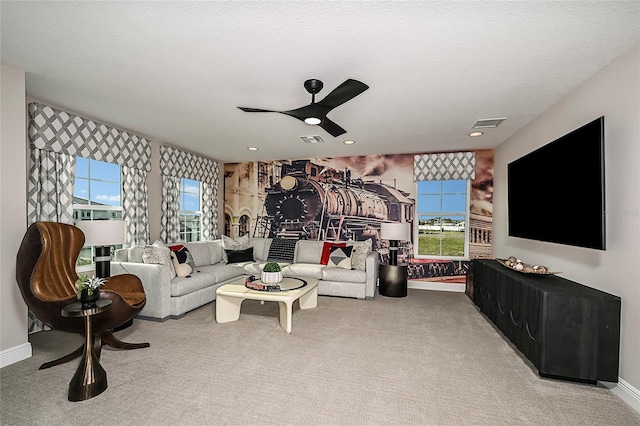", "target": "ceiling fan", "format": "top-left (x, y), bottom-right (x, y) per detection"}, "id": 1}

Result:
top-left (238, 78), bottom-right (369, 137)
